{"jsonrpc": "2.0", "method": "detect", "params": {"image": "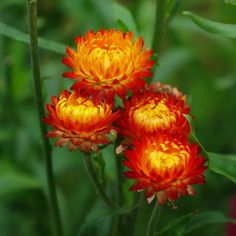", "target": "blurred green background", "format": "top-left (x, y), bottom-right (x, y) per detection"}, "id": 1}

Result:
top-left (0, 0), bottom-right (236, 235)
